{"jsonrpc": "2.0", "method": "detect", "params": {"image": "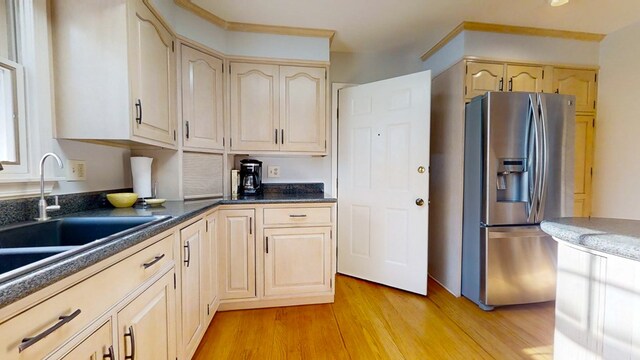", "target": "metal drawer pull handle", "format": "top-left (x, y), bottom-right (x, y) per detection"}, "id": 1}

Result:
top-left (135, 99), bottom-right (142, 124)
top-left (289, 214), bottom-right (307, 218)
top-left (104, 345), bottom-right (115, 359)
top-left (266, 237), bottom-right (269, 253)
top-left (124, 326), bottom-right (136, 360)
top-left (142, 254), bottom-right (165, 269)
top-left (19, 309), bottom-right (82, 352)
top-left (184, 241), bottom-right (191, 267)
